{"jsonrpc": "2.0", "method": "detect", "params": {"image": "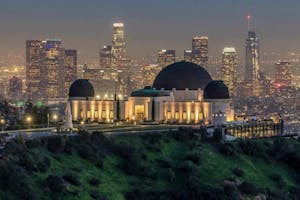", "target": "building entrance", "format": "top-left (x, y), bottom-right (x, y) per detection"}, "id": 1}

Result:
top-left (134, 105), bottom-right (145, 121)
